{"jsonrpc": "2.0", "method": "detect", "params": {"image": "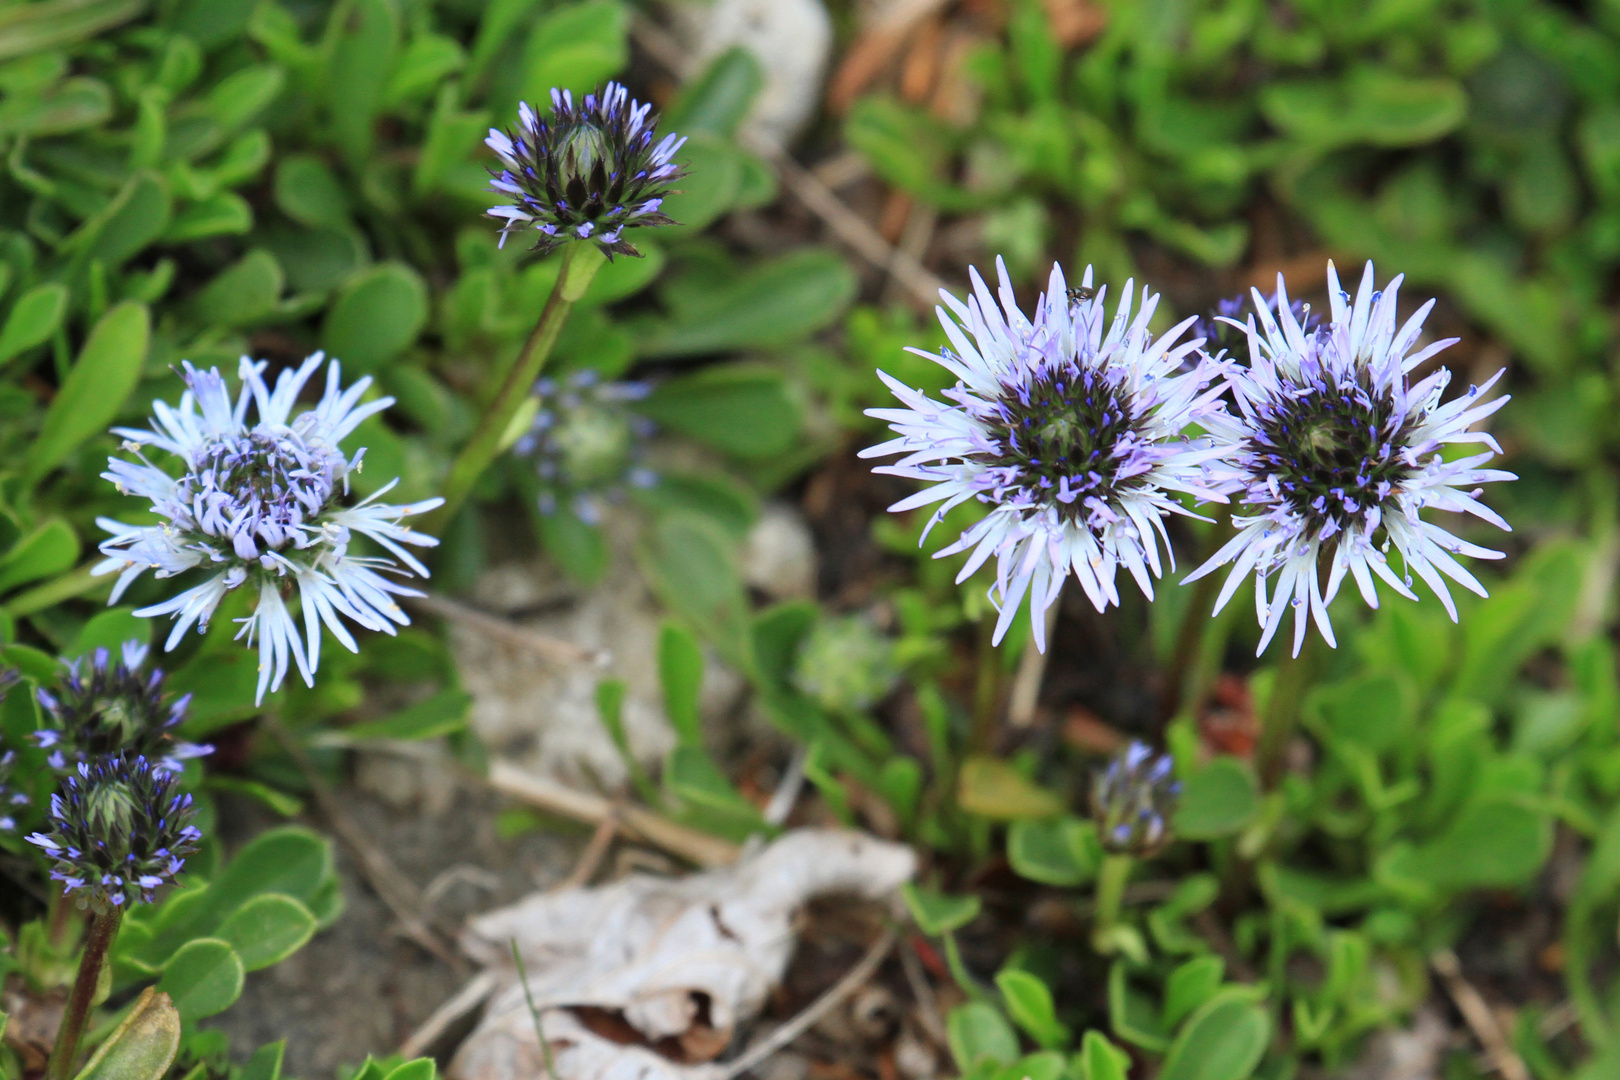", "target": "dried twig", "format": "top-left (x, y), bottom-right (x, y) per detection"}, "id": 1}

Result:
top-left (553, 809), bottom-right (619, 892)
top-left (487, 761), bottom-right (740, 868)
top-left (720, 929), bottom-right (898, 1079)
top-left (1430, 949), bottom-right (1530, 1080)
top-left (397, 969), bottom-right (501, 1060)
top-left (264, 717), bottom-right (464, 972)
top-left (1007, 603), bottom-right (1061, 729)
top-left (744, 134), bottom-right (948, 310)
top-left (898, 937), bottom-right (949, 1048)
top-left (406, 592), bottom-right (608, 667)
